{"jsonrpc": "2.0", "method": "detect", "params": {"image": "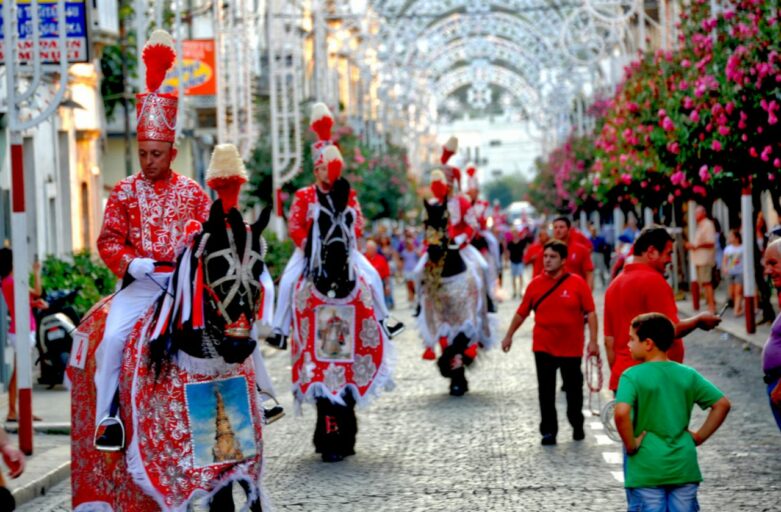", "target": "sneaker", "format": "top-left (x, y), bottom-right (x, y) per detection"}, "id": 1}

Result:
top-left (263, 405), bottom-right (285, 425)
top-left (94, 418), bottom-right (125, 452)
top-left (266, 332), bottom-right (288, 350)
top-left (540, 434), bottom-right (557, 446)
top-left (573, 427), bottom-right (585, 441)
